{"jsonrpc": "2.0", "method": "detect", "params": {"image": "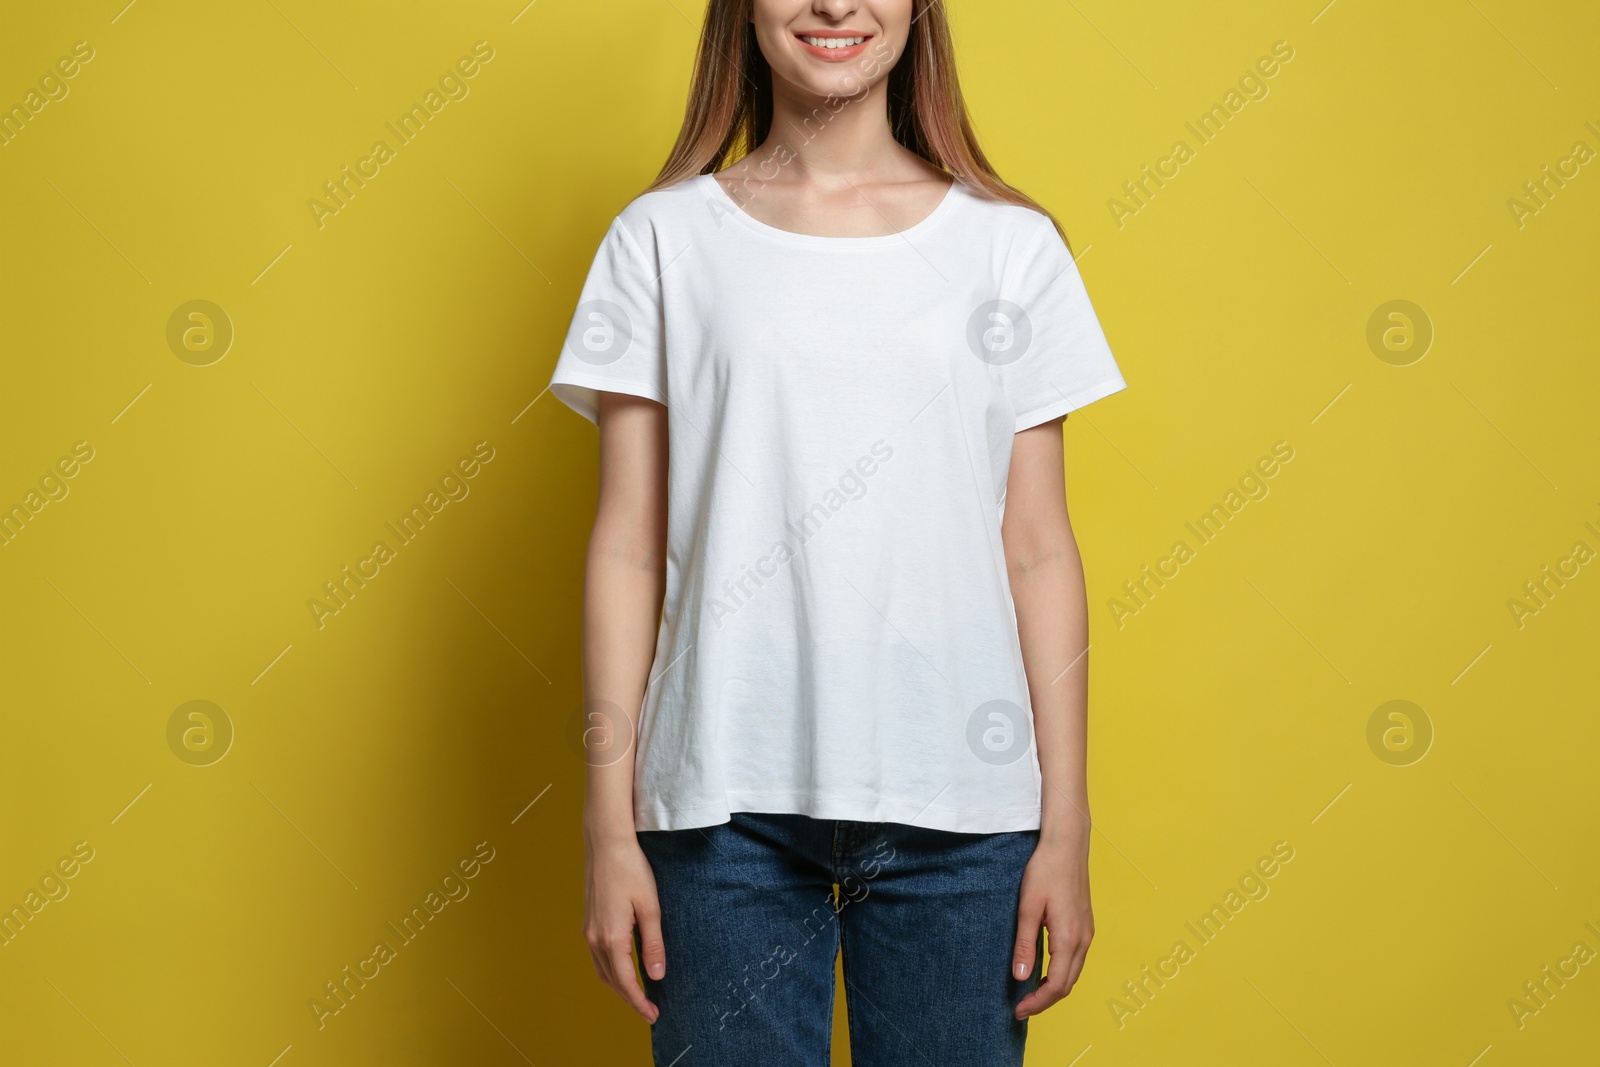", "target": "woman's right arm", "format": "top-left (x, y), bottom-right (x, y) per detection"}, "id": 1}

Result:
top-left (580, 390), bottom-right (669, 1024)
